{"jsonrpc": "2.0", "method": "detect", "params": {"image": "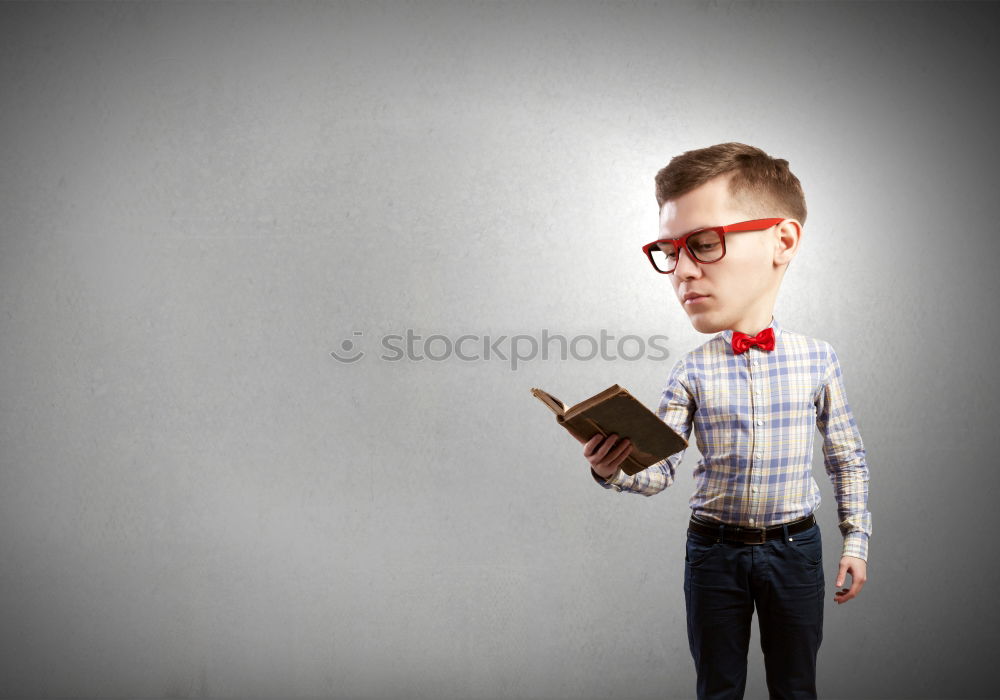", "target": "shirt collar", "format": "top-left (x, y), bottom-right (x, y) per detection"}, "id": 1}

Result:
top-left (721, 317), bottom-right (782, 350)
